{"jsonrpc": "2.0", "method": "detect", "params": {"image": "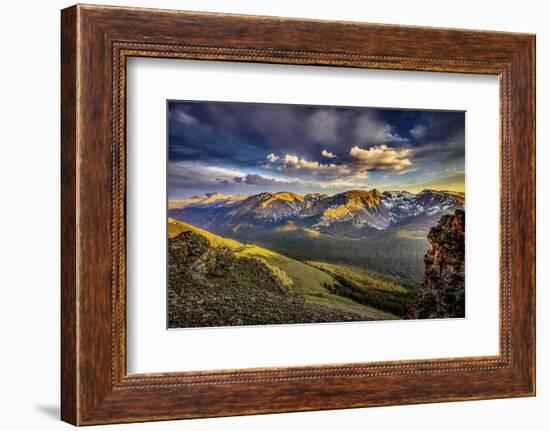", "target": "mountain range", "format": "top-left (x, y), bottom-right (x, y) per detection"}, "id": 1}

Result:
top-left (169, 189), bottom-right (464, 235)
